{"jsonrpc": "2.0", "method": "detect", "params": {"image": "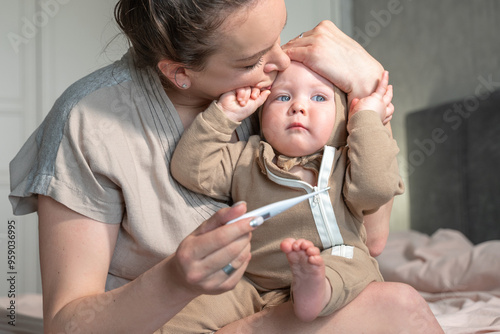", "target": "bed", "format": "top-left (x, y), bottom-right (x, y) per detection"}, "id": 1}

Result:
top-left (375, 88), bottom-right (500, 333)
top-left (377, 229), bottom-right (500, 333)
